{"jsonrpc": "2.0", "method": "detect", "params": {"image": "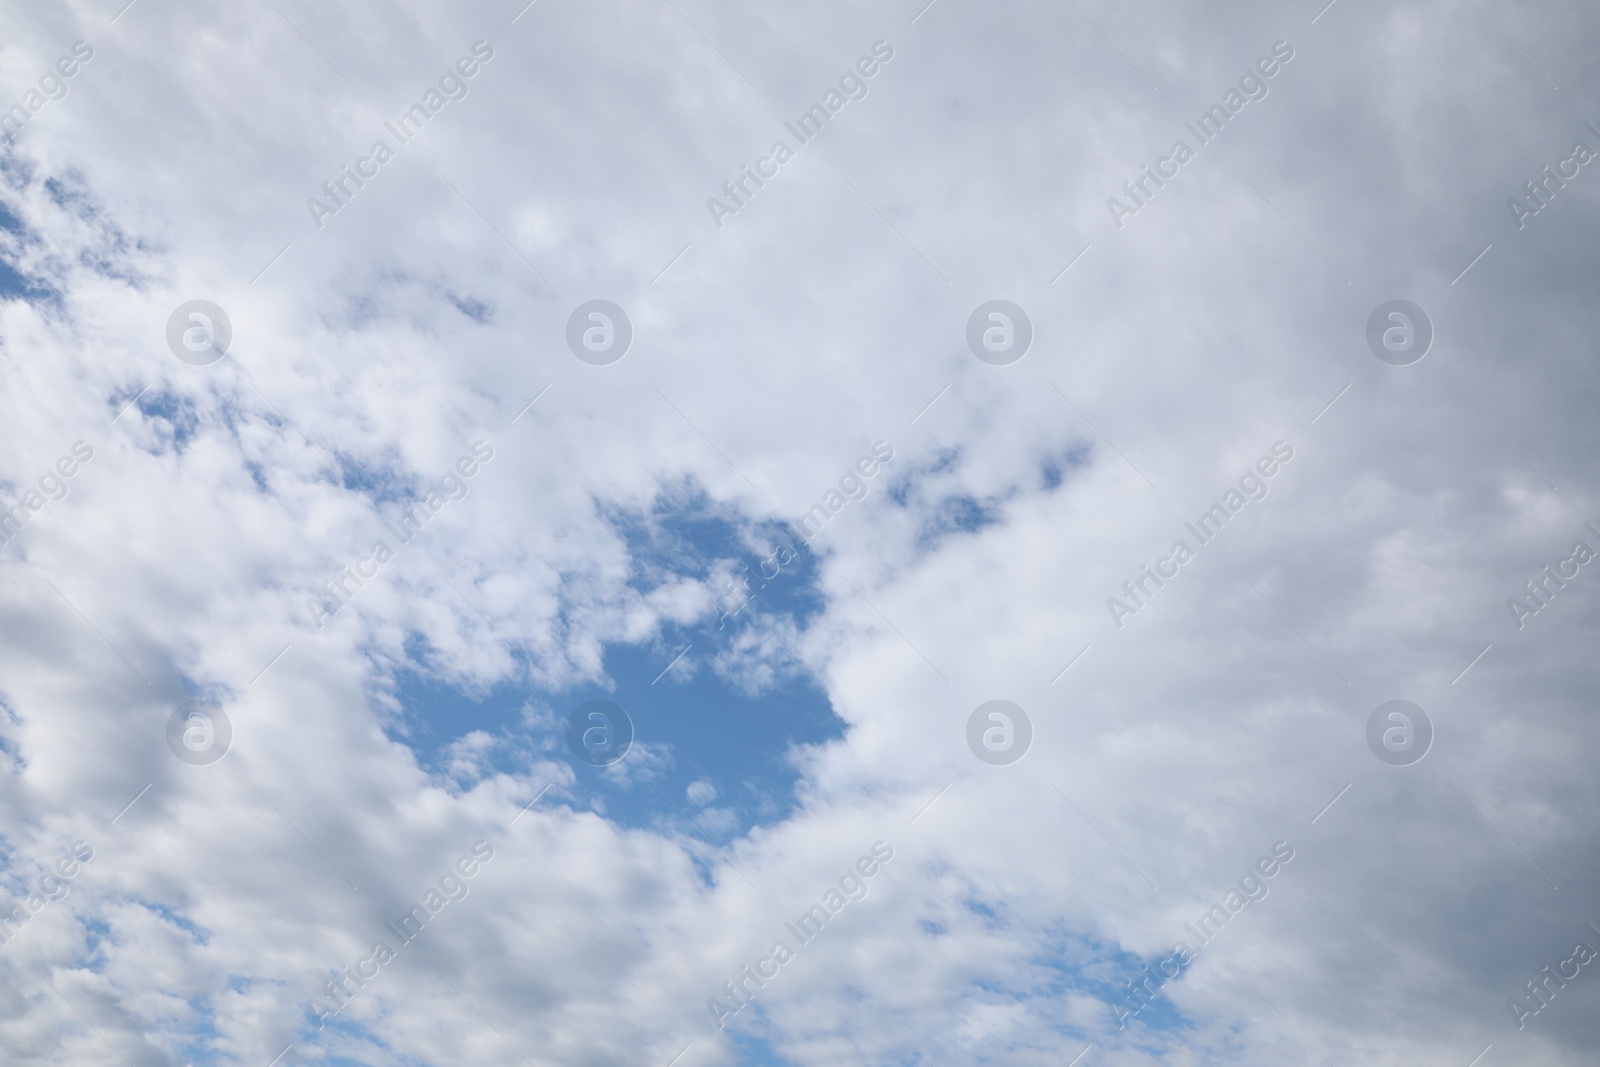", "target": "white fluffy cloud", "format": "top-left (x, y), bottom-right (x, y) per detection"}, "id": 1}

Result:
top-left (0, 0), bottom-right (1598, 1065)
